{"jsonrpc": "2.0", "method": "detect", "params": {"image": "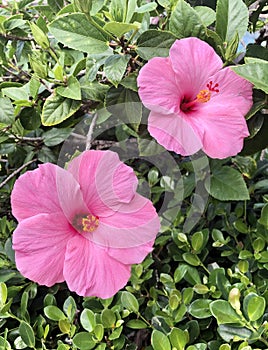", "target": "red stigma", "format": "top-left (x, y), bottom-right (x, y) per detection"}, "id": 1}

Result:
top-left (207, 81), bottom-right (219, 93)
